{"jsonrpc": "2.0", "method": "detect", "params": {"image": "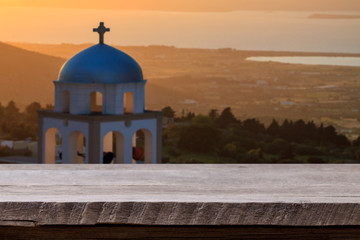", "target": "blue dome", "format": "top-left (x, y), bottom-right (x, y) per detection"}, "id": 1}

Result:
top-left (58, 44), bottom-right (143, 84)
